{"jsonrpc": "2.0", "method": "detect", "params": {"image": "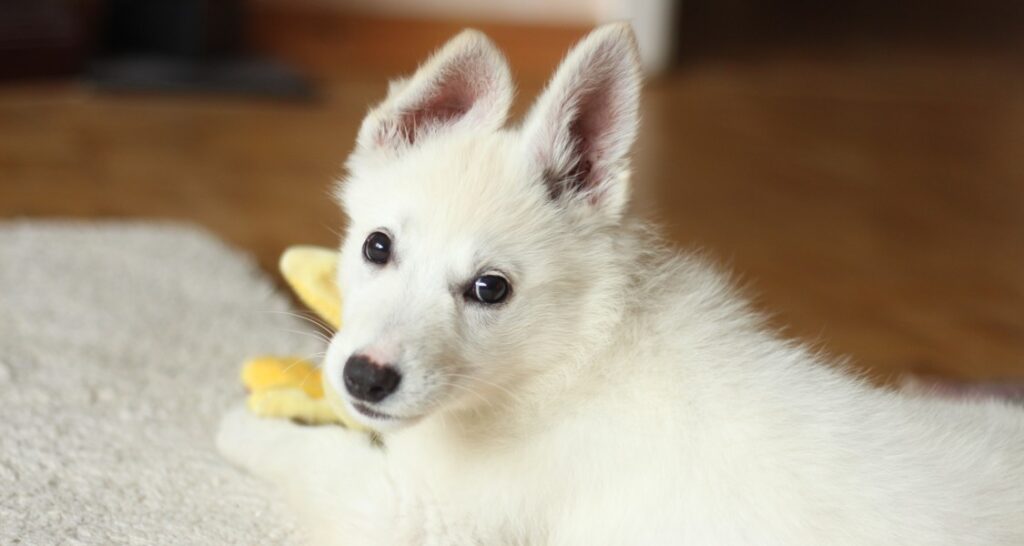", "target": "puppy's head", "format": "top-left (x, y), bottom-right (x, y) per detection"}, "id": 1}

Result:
top-left (325, 25), bottom-right (642, 431)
